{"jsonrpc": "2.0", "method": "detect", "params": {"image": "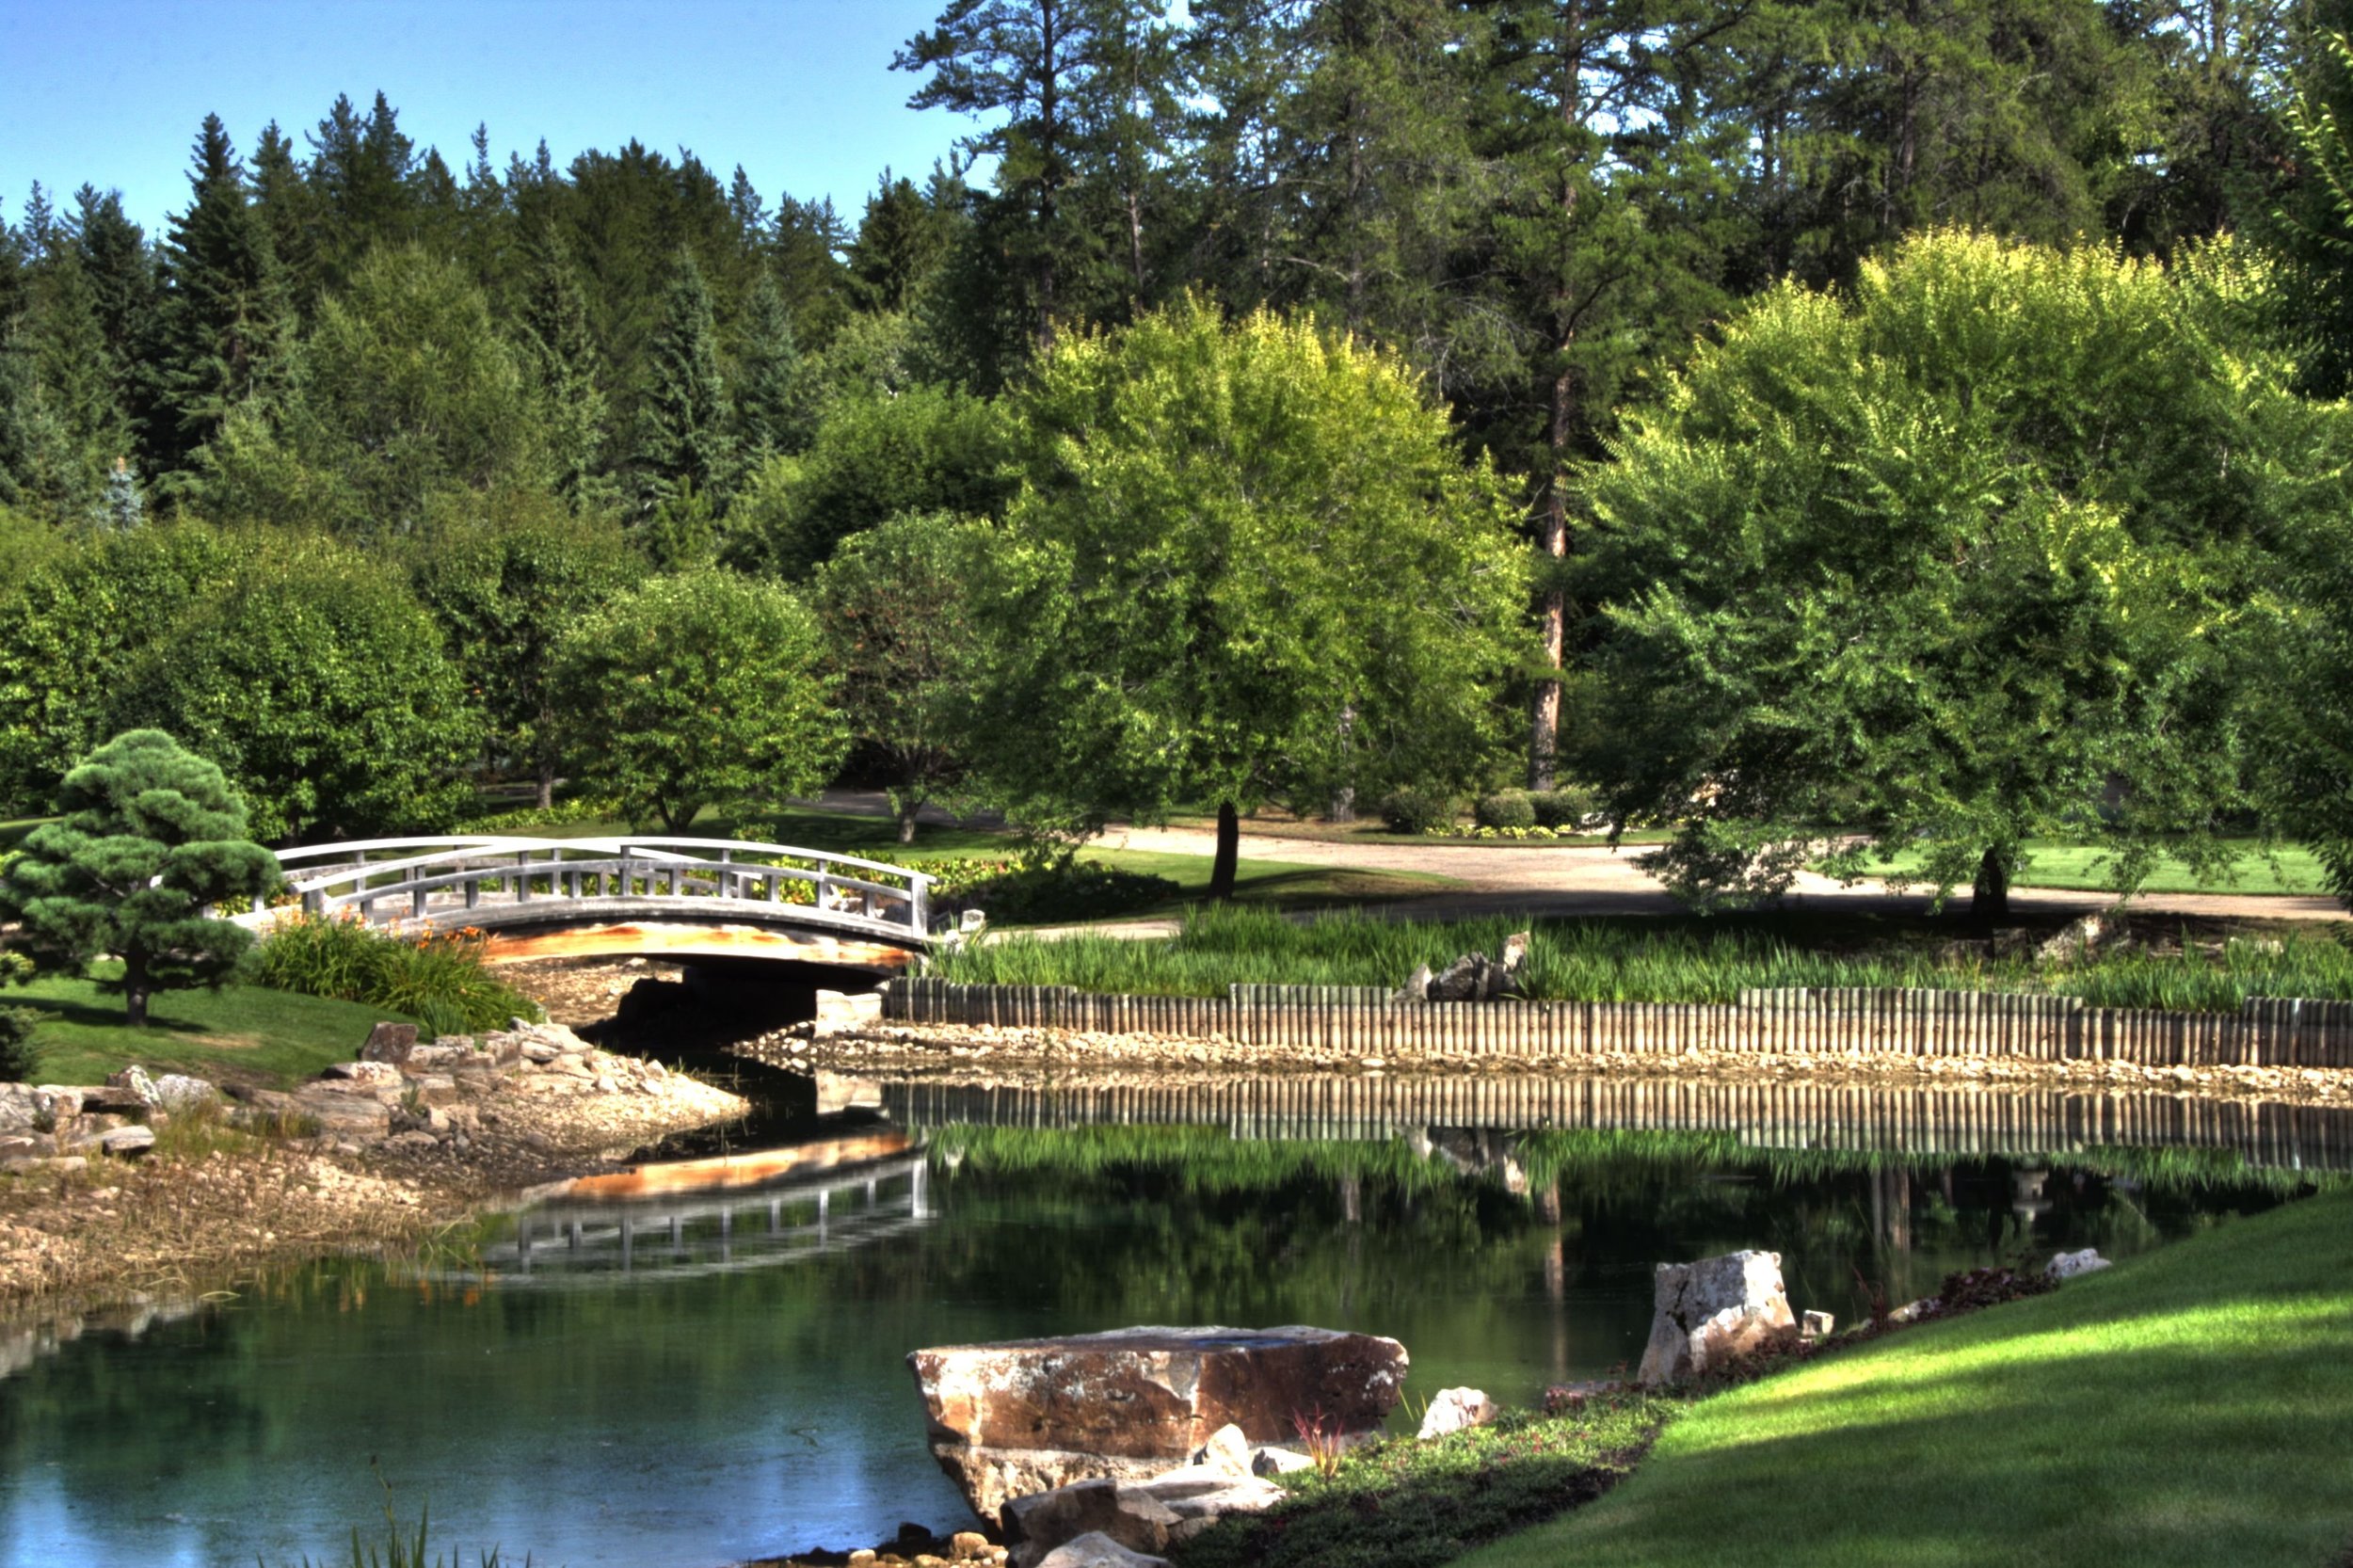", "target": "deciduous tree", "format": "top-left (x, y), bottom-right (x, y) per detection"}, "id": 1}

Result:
top-left (1573, 232), bottom-right (2342, 916)
top-left (969, 296), bottom-right (1528, 895)
top-left (550, 571), bottom-right (846, 833)
top-left (811, 511), bottom-right (993, 842)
